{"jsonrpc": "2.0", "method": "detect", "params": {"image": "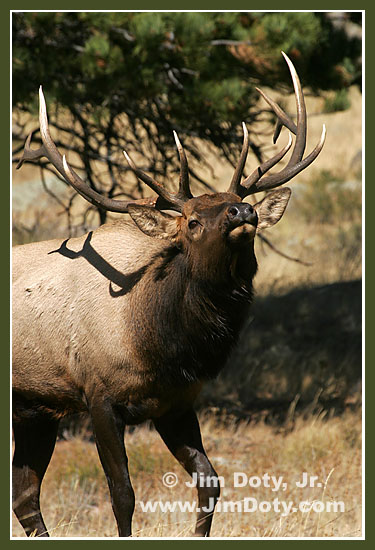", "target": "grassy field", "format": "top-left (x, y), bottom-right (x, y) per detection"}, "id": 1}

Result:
top-left (11, 411), bottom-right (362, 538)
top-left (12, 86), bottom-right (362, 538)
